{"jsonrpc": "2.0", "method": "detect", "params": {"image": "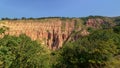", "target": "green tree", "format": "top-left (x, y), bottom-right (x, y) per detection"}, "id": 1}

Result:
top-left (54, 29), bottom-right (118, 68)
top-left (0, 34), bottom-right (51, 68)
top-left (0, 26), bottom-right (9, 35)
top-left (113, 26), bottom-right (120, 34)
